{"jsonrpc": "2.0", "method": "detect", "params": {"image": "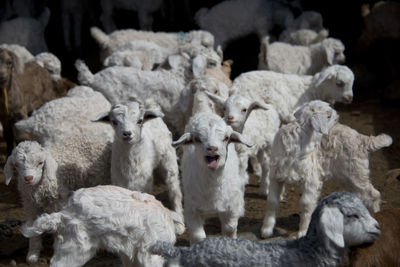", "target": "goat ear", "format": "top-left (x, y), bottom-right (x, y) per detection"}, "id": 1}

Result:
top-left (318, 206), bottom-right (345, 248)
top-left (216, 45), bottom-right (223, 59)
top-left (4, 154), bottom-right (15, 185)
top-left (172, 132), bottom-right (194, 146)
top-left (91, 111), bottom-right (110, 122)
top-left (314, 68), bottom-right (335, 87)
top-left (260, 37), bottom-right (269, 61)
top-left (248, 101), bottom-right (269, 113)
top-left (229, 131), bottom-right (253, 147)
top-left (168, 55), bottom-right (182, 70)
top-left (192, 55), bottom-right (207, 78)
top-left (324, 45), bottom-right (335, 65)
top-left (10, 51), bottom-right (24, 74)
top-left (43, 151), bottom-right (57, 181)
top-left (143, 109), bottom-right (164, 121)
top-left (204, 91), bottom-right (226, 111)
